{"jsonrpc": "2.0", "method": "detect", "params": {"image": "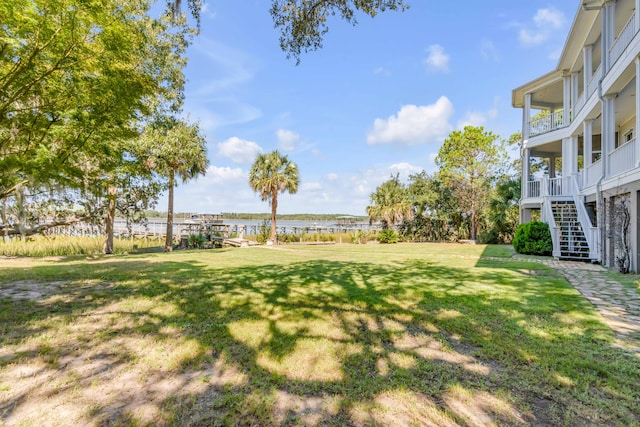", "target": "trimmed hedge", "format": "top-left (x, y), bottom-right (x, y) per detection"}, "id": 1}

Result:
top-left (512, 221), bottom-right (552, 256)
